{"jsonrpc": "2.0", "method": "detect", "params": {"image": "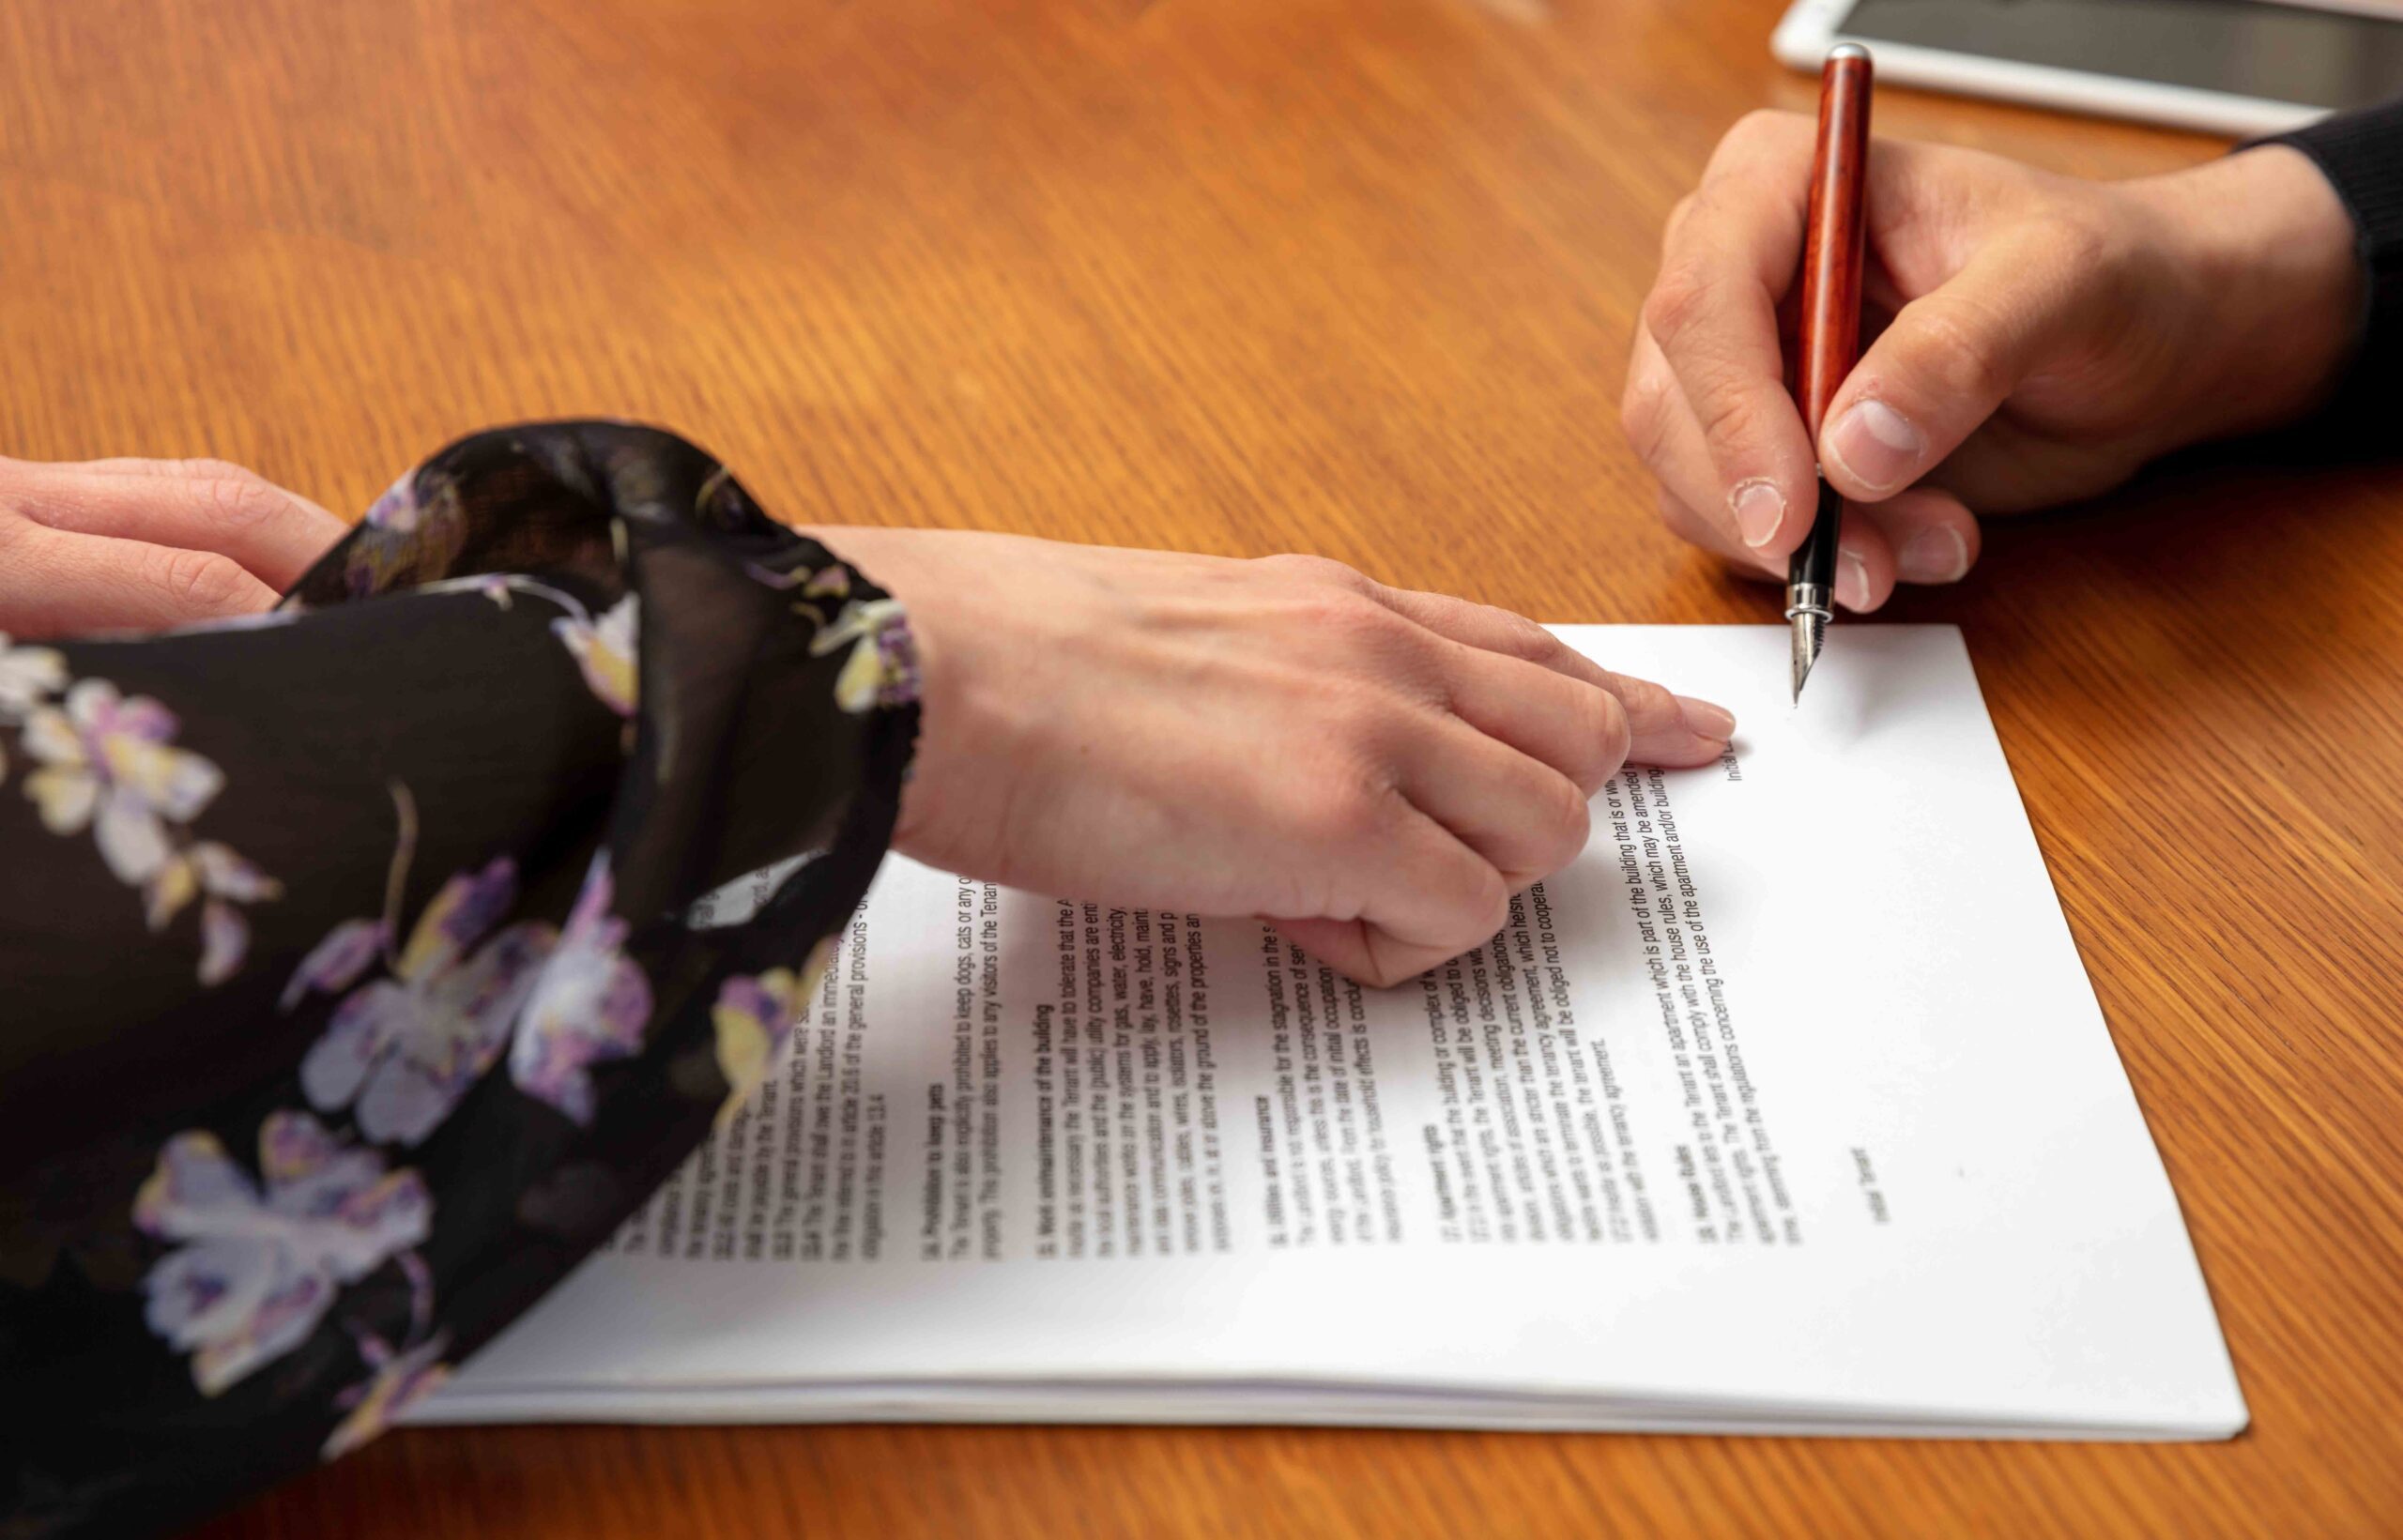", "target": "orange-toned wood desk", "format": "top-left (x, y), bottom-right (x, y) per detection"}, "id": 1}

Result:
top-left (5, 0), bottom-right (2398, 1532)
